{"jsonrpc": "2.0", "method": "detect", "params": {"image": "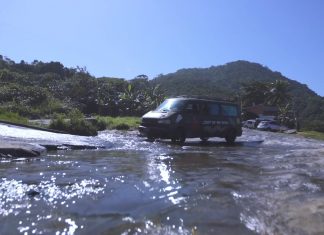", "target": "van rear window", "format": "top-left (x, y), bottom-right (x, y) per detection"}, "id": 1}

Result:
top-left (221, 105), bottom-right (238, 116)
